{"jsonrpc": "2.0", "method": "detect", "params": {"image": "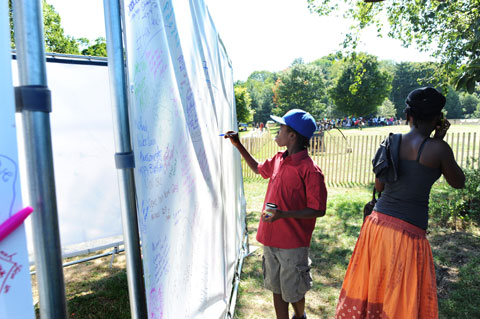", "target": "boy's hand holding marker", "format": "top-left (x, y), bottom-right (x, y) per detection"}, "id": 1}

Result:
top-left (222, 131), bottom-right (241, 147)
